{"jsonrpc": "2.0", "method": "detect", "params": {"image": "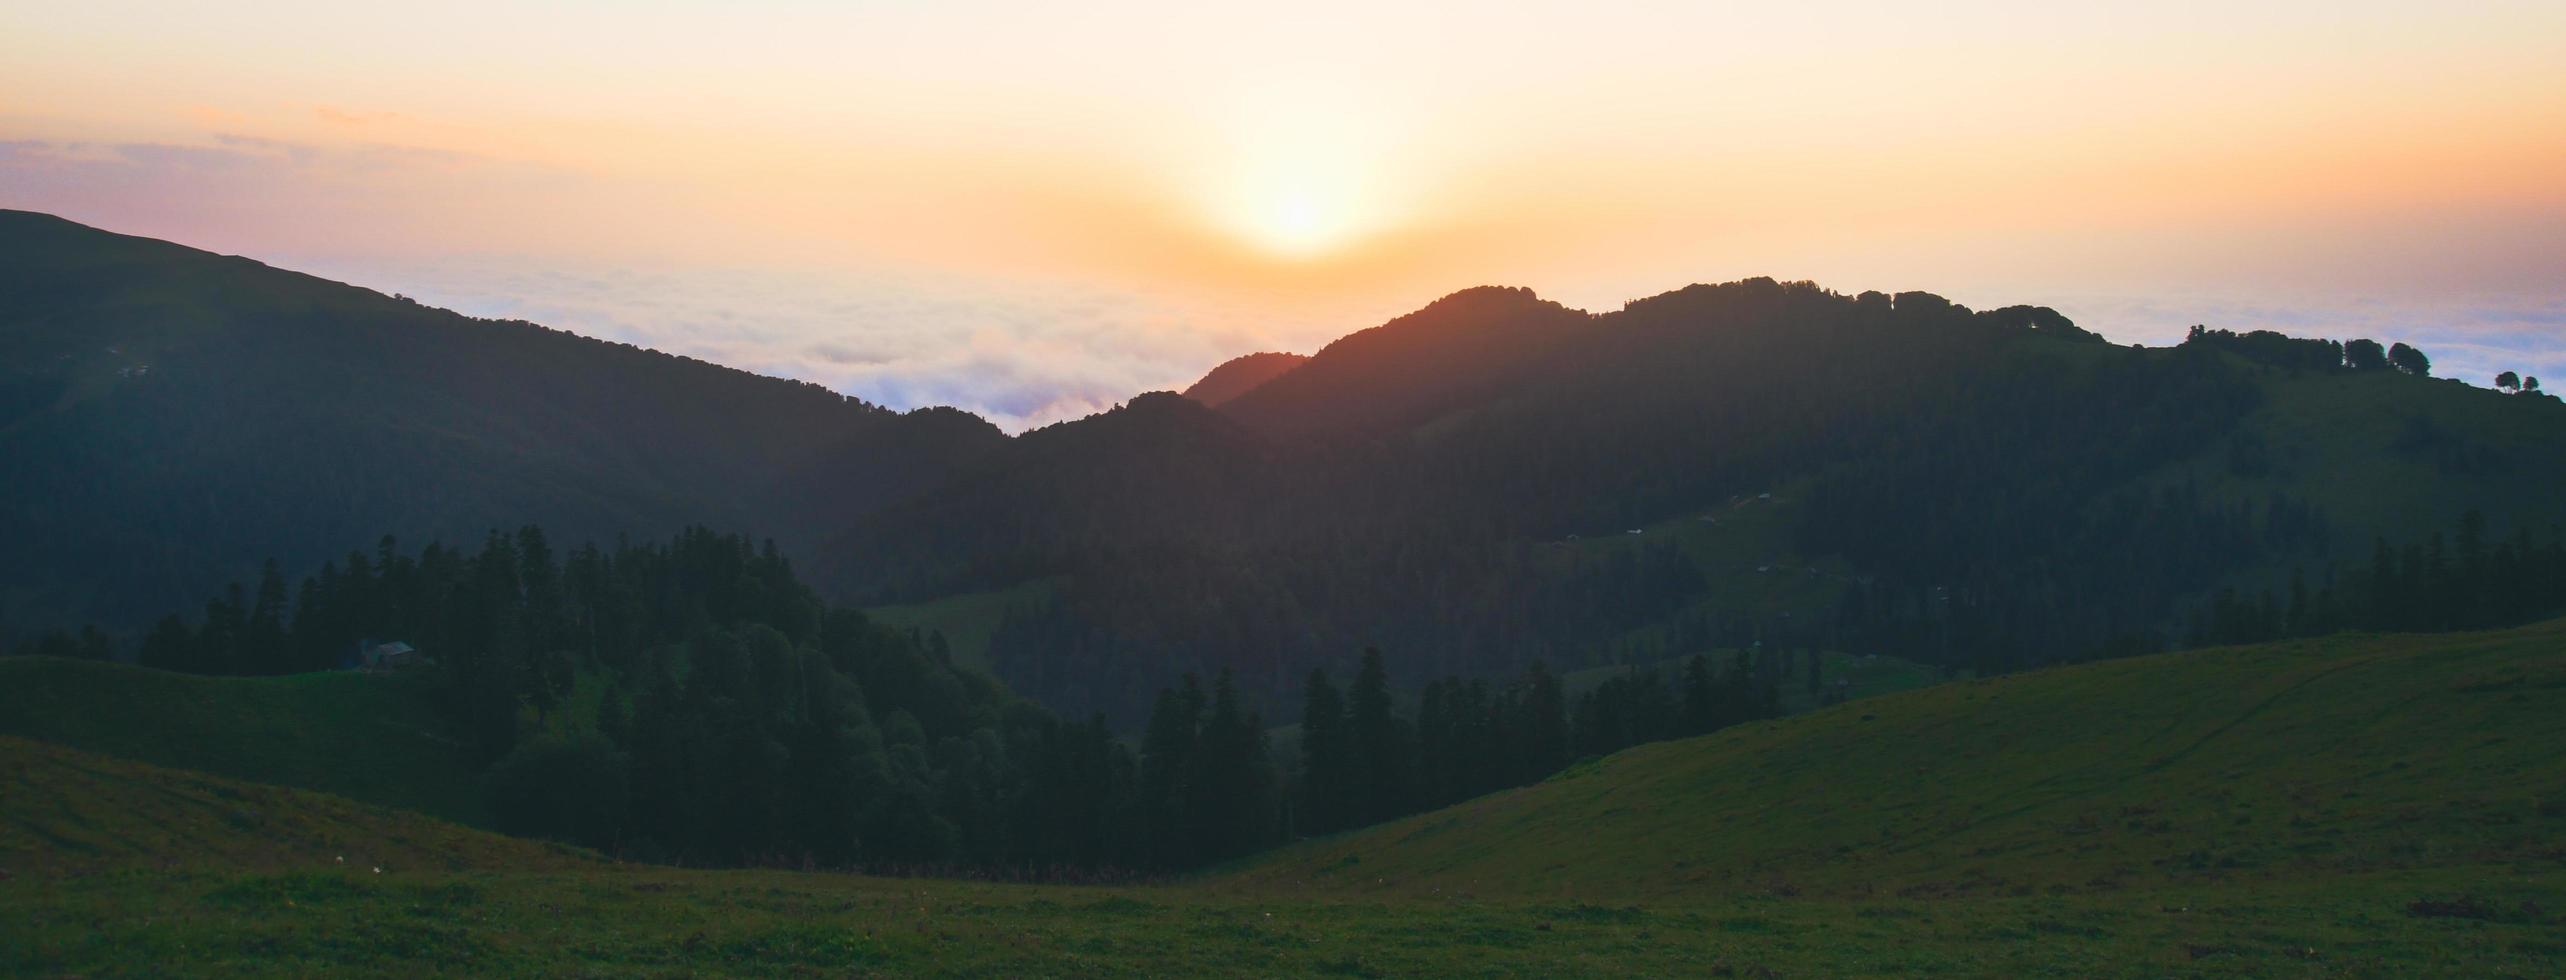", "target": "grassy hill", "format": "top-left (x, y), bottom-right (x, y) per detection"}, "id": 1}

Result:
top-left (2185, 365), bottom-right (2566, 574)
top-left (0, 736), bottom-right (589, 879)
top-left (5, 625), bottom-right (2562, 976)
top-left (0, 657), bottom-right (483, 823)
top-left (1220, 619), bottom-right (2566, 901)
